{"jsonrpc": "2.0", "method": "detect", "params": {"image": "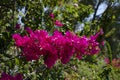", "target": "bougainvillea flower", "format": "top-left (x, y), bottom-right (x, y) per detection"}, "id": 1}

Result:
top-left (44, 50), bottom-right (58, 68)
top-left (54, 20), bottom-right (63, 27)
top-left (22, 42), bottom-right (41, 61)
top-left (104, 57), bottom-right (110, 64)
top-left (12, 34), bottom-right (23, 47)
top-left (49, 13), bottom-right (54, 19)
top-left (112, 58), bottom-right (120, 68)
top-left (12, 29), bottom-right (101, 68)
top-left (24, 27), bottom-right (33, 34)
top-left (101, 40), bottom-right (105, 46)
top-left (90, 28), bottom-right (104, 40)
top-left (74, 36), bottom-right (88, 59)
top-left (0, 73), bottom-right (23, 80)
top-left (15, 23), bottom-right (20, 29)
